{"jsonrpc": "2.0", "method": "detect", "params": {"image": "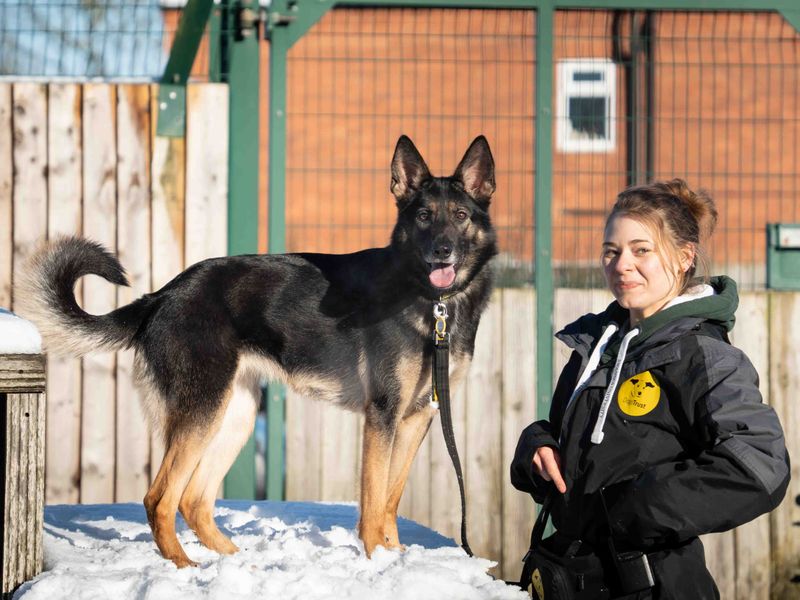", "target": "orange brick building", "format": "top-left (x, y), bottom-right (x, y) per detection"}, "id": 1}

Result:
top-left (165, 6), bottom-right (800, 288)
